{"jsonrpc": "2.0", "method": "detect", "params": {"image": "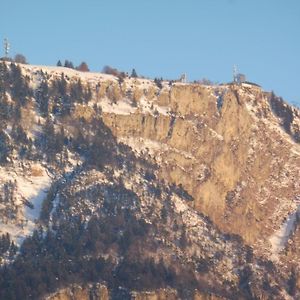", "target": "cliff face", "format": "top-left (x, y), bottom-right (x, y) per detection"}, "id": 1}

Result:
top-left (101, 82), bottom-right (300, 253)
